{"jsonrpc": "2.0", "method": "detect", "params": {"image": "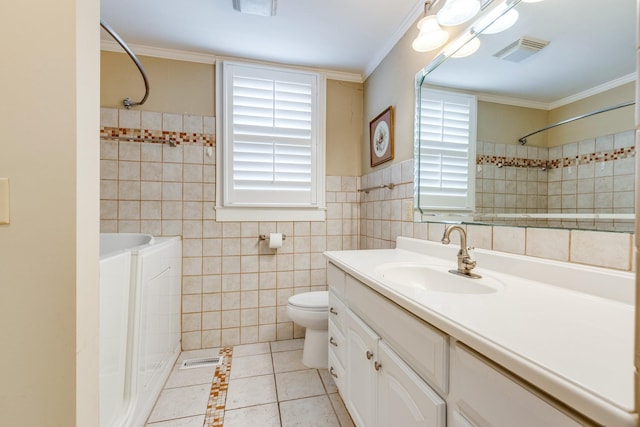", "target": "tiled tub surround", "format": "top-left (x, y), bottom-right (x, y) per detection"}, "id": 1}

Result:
top-left (476, 130), bottom-right (636, 231)
top-left (360, 160), bottom-right (634, 271)
top-left (100, 107), bottom-right (360, 350)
